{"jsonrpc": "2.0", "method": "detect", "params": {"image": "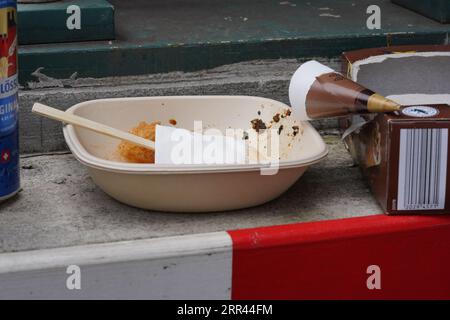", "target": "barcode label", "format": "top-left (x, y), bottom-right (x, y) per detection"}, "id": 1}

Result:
top-left (397, 128), bottom-right (448, 211)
